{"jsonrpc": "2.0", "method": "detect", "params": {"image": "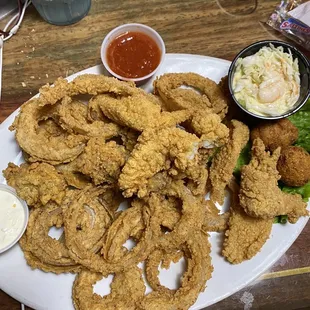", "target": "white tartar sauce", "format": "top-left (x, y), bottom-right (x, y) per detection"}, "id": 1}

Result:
top-left (0, 189), bottom-right (25, 250)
